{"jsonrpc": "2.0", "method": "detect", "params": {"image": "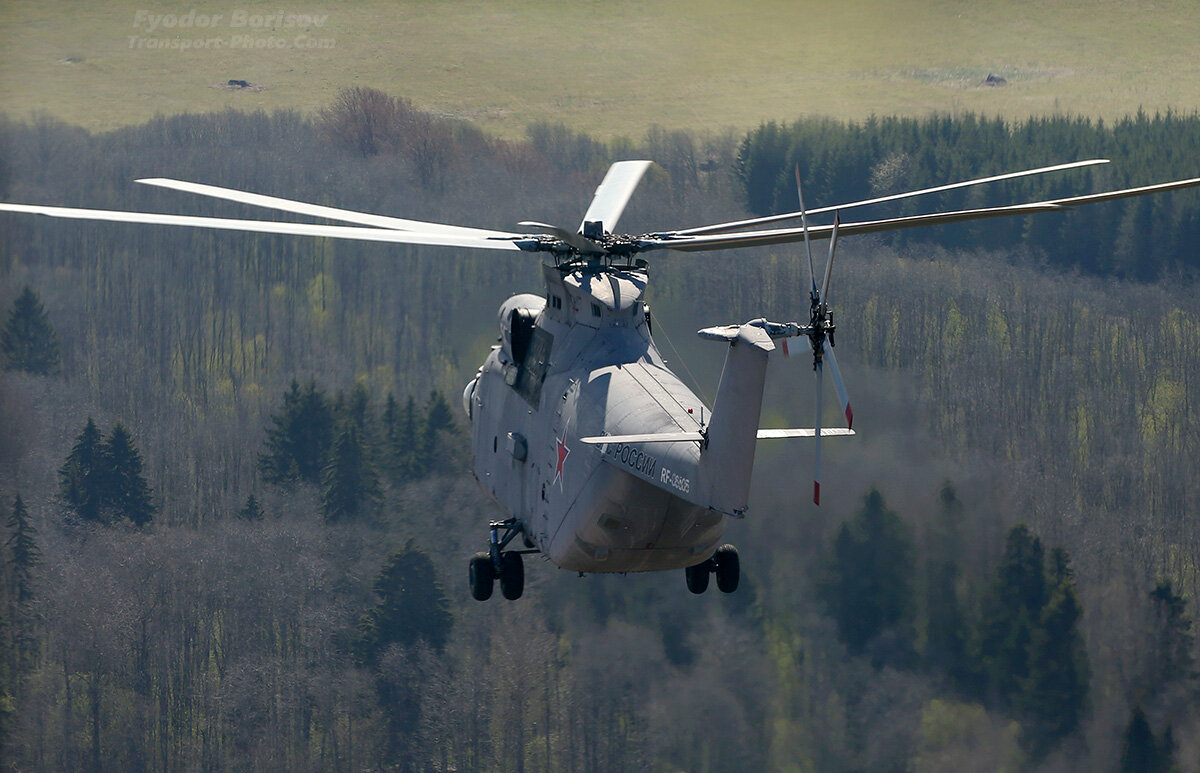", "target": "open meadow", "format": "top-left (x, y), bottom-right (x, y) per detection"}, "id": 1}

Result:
top-left (2, 0), bottom-right (1200, 137)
